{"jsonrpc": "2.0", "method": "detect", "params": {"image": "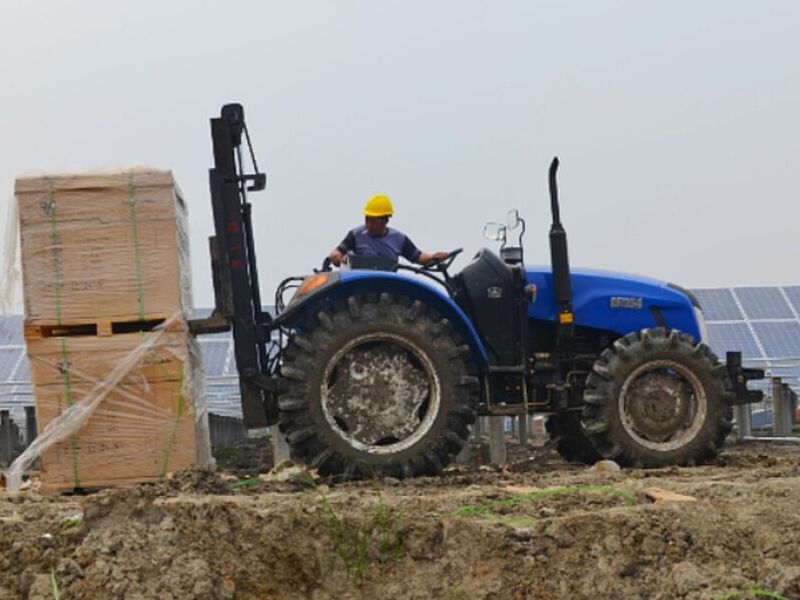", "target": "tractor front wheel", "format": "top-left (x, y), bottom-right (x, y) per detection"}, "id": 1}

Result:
top-left (582, 328), bottom-right (733, 468)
